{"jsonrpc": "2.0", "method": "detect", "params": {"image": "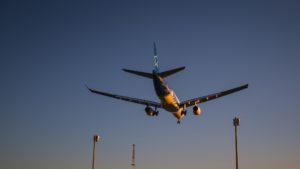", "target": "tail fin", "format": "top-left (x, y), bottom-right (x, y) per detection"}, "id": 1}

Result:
top-left (153, 42), bottom-right (185, 77)
top-left (123, 42), bottom-right (185, 79)
top-left (153, 42), bottom-right (159, 72)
